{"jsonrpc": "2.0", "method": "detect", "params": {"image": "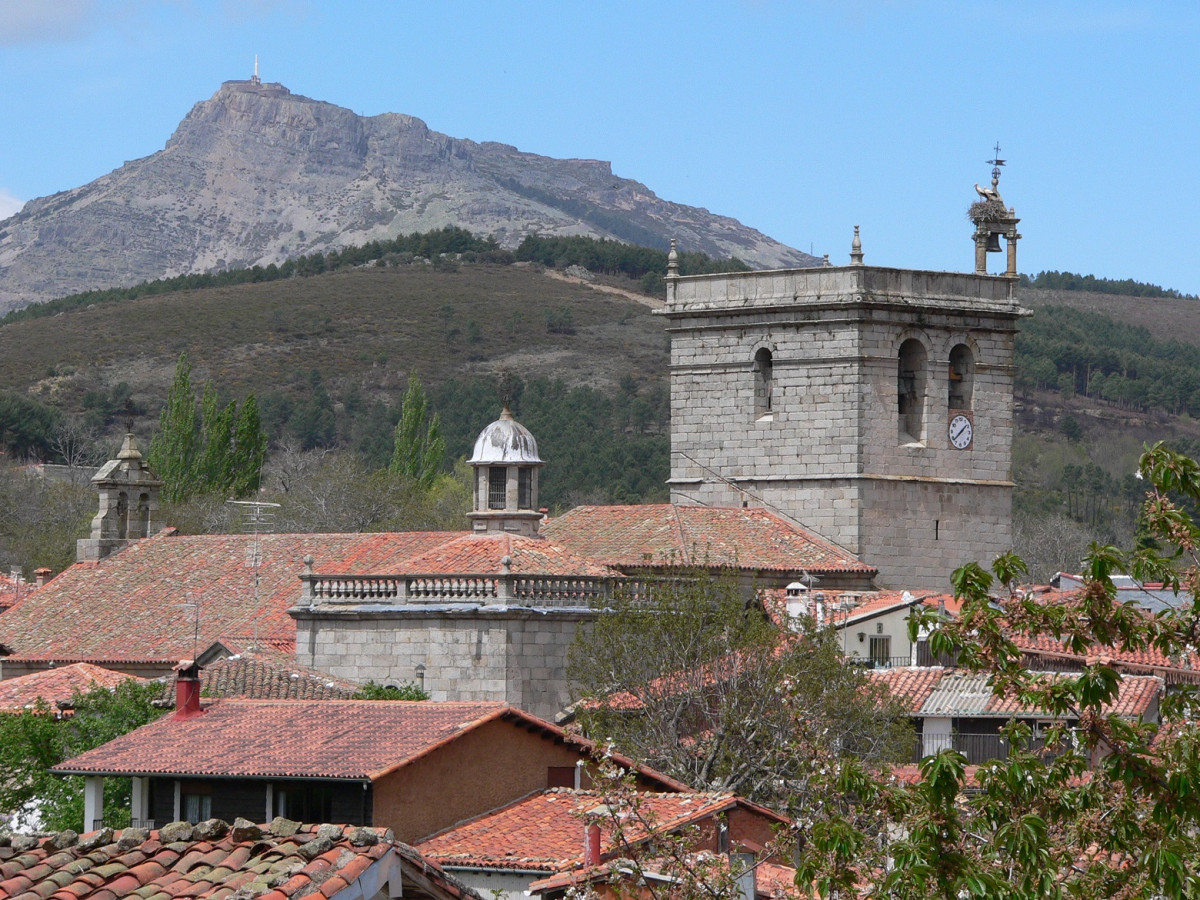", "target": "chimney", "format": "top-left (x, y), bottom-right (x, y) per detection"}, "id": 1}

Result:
top-left (584, 823), bottom-right (601, 866)
top-left (173, 660), bottom-right (204, 719)
top-left (731, 852), bottom-right (757, 900)
top-left (33, 568), bottom-right (52, 588)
